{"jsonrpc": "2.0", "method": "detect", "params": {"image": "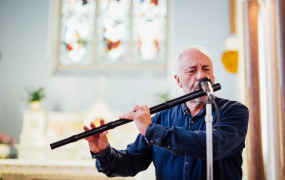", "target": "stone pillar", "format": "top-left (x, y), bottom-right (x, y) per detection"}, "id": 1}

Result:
top-left (230, 0), bottom-right (236, 34)
top-left (243, 1), bottom-right (265, 180)
top-left (276, 0), bottom-right (285, 178)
